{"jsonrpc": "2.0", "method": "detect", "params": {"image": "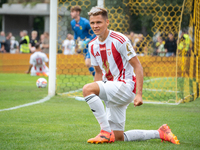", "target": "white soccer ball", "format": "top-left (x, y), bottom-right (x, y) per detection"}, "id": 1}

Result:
top-left (36, 78), bottom-right (47, 88)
